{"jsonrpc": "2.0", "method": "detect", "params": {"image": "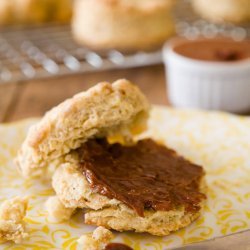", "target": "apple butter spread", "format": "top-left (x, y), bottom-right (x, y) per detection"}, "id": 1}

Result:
top-left (78, 139), bottom-right (206, 217)
top-left (173, 38), bottom-right (250, 62)
top-left (105, 243), bottom-right (133, 250)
